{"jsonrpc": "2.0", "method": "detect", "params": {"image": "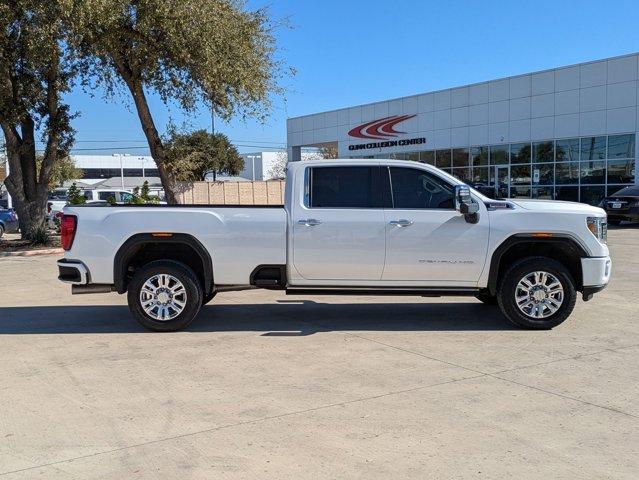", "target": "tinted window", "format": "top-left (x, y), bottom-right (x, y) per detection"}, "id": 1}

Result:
top-left (510, 143), bottom-right (531, 164)
top-left (607, 134), bottom-right (635, 159)
top-left (98, 191), bottom-right (118, 201)
top-left (580, 136), bottom-right (606, 161)
top-left (310, 167), bottom-right (376, 208)
top-left (556, 138), bottom-right (579, 162)
top-left (389, 167), bottom-right (454, 209)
